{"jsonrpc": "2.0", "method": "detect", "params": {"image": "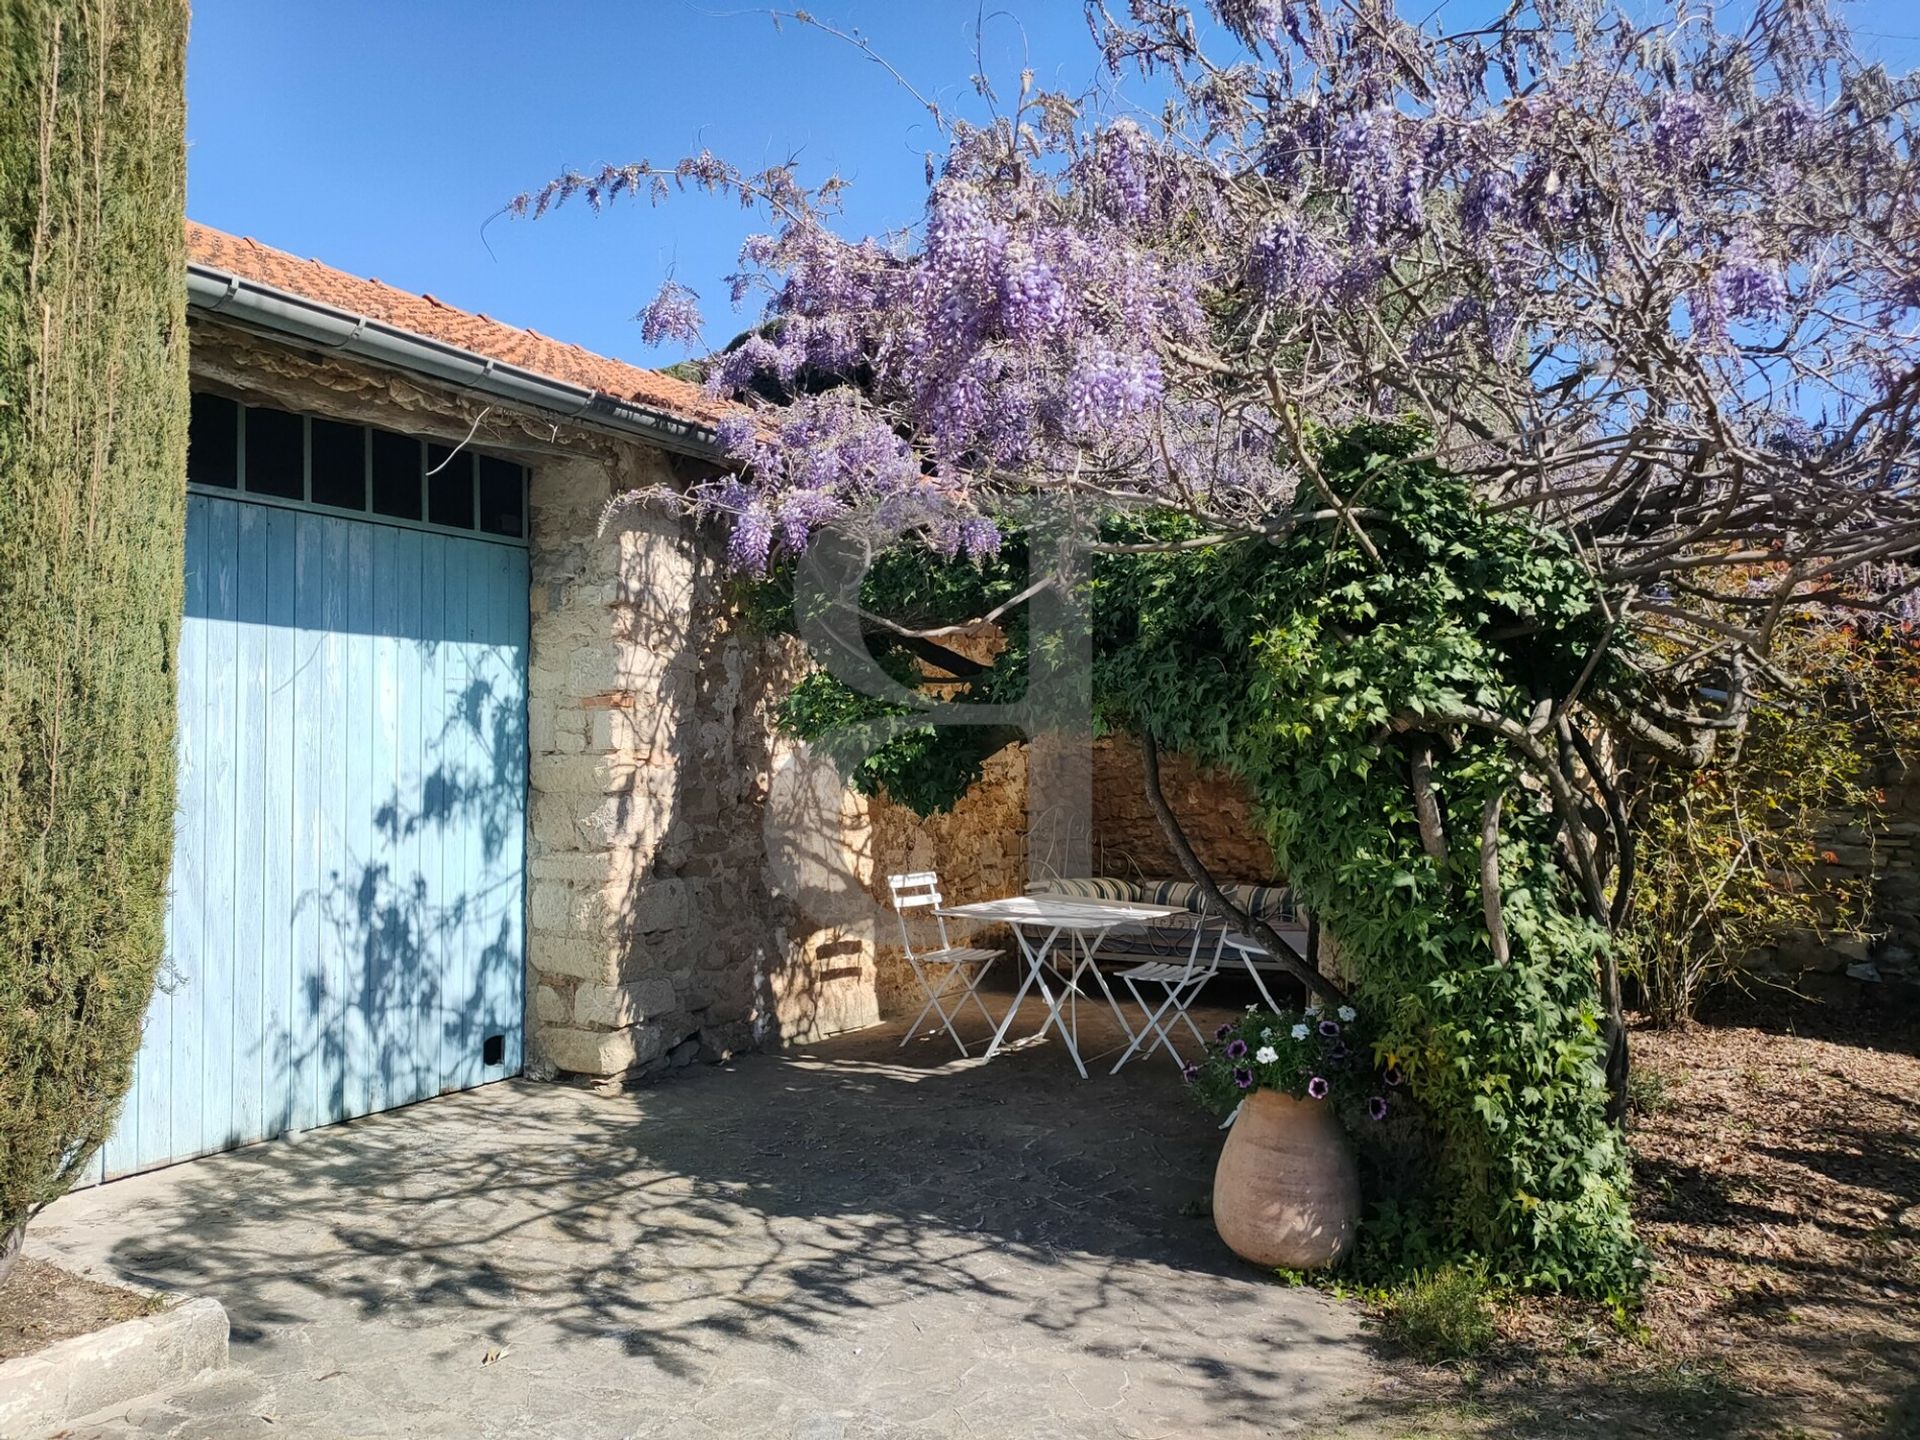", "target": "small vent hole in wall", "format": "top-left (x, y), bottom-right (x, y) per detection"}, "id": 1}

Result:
top-left (482, 1034), bottom-right (506, 1067)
